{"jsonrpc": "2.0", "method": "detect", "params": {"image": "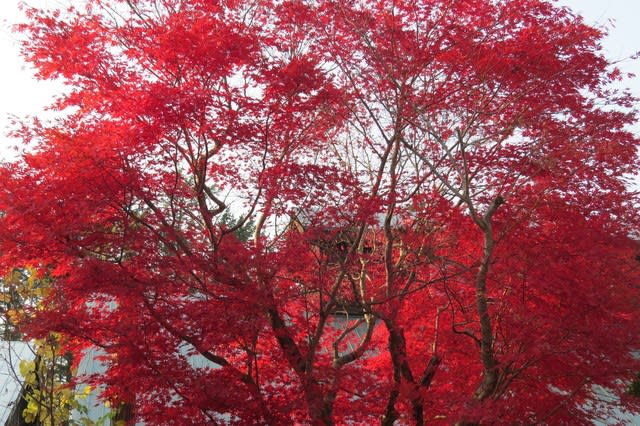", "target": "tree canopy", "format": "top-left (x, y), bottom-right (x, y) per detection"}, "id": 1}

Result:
top-left (1, 0), bottom-right (639, 424)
